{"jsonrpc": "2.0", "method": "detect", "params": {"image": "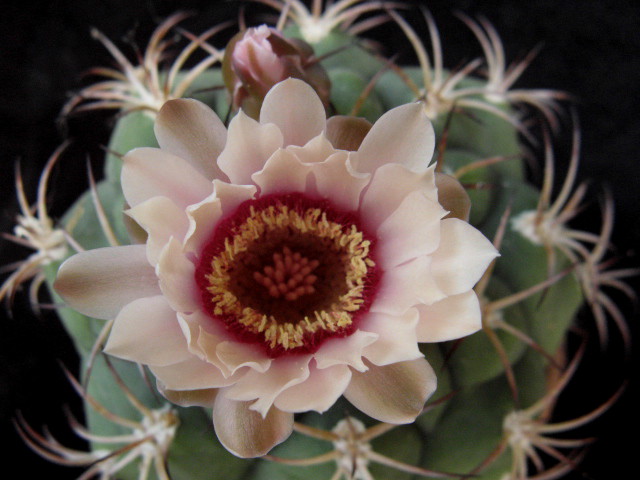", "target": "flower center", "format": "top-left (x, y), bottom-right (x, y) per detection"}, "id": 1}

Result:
top-left (195, 193), bottom-right (379, 357)
top-left (253, 246), bottom-right (320, 301)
